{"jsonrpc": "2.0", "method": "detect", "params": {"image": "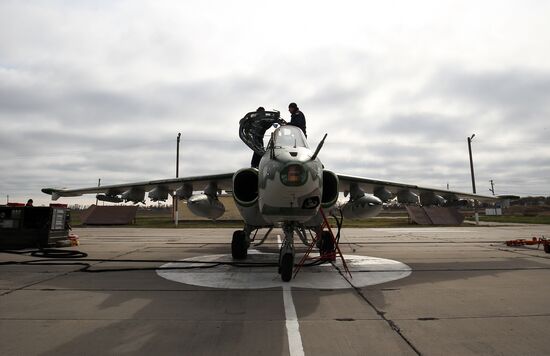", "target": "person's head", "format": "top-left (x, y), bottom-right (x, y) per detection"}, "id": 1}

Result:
top-left (26, 199), bottom-right (33, 206)
top-left (256, 107), bottom-right (265, 112)
top-left (288, 102), bottom-right (298, 114)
